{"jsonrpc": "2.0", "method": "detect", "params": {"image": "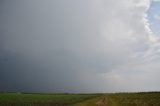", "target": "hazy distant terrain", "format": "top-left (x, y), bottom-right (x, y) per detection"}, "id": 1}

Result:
top-left (1, 92), bottom-right (160, 106)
